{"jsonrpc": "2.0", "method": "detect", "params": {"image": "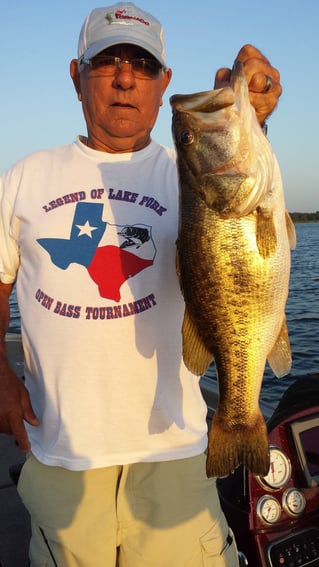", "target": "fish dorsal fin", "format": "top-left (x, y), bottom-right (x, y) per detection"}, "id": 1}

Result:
top-left (182, 308), bottom-right (213, 375)
top-left (267, 318), bottom-right (292, 378)
top-left (285, 211), bottom-right (297, 250)
top-left (256, 206), bottom-right (277, 258)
